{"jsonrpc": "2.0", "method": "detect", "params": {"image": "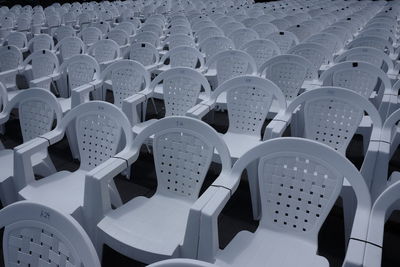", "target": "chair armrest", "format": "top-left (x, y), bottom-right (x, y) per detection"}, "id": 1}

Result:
top-left (13, 137), bottom-right (50, 191)
top-left (197, 186), bottom-right (231, 262)
top-left (83, 157), bottom-right (127, 239)
top-left (342, 238), bottom-right (367, 267)
top-left (29, 73), bottom-right (61, 87)
top-left (122, 91), bottom-right (152, 125)
top-left (378, 94), bottom-right (398, 119)
top-left (263, 120), bottom-right (289, 140)
top-left (71, 83), bottom-right (96, 108)
top-left (186, 103), bottom-right (212, 119)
